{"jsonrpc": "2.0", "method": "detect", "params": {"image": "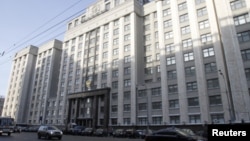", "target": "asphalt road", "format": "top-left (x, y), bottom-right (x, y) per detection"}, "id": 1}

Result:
top-left (0, 132), bottom-right (144, 141)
